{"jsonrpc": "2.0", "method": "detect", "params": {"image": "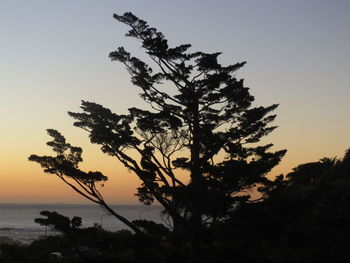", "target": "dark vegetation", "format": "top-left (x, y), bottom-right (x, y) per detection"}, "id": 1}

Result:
top-left (2, 150), bottom-right (350, 262)
top-left (0, 11), bottom-right (345, 262)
